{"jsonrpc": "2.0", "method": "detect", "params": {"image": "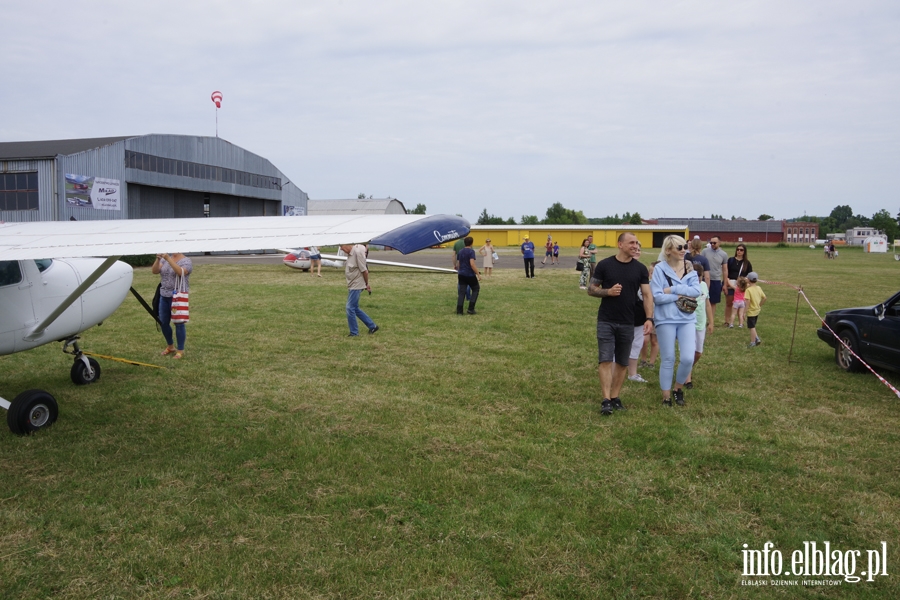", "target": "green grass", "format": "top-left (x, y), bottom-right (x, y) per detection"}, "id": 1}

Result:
top-left (1, 246), bottom-right (899, 599)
